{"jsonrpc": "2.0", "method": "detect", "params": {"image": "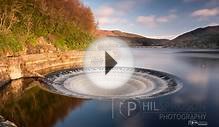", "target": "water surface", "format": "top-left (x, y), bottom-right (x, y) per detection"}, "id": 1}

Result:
top-left (0, 48), bottom-right (219, 127)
